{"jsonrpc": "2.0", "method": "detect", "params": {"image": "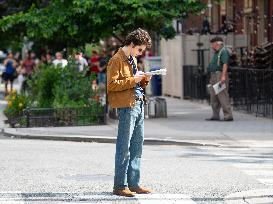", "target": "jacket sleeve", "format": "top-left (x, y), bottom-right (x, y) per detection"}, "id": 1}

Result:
top-left (107, 58), bottom-right (136, 92)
